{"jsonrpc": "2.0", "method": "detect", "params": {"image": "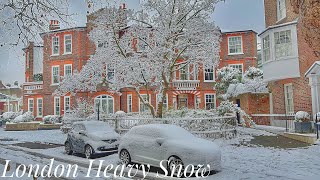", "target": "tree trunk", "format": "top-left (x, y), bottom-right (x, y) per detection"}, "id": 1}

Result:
top-left (156, 72), bottom-right (170, 118)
